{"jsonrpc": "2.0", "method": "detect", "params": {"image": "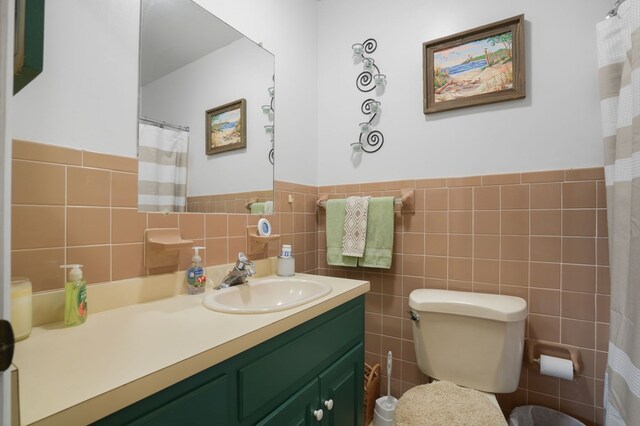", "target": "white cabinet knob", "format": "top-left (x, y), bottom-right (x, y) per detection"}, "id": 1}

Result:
top-left (314, 408), bottom-right (324, 421)
top-left (324, 399), bottom-right (334, 410)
